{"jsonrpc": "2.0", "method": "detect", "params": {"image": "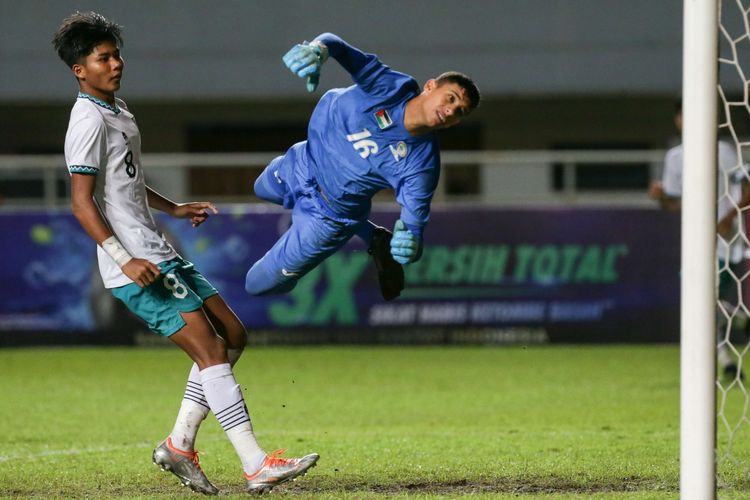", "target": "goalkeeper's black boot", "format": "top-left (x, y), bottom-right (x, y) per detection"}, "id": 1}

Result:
top-left (368, 227), bottom-right (405, 301)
